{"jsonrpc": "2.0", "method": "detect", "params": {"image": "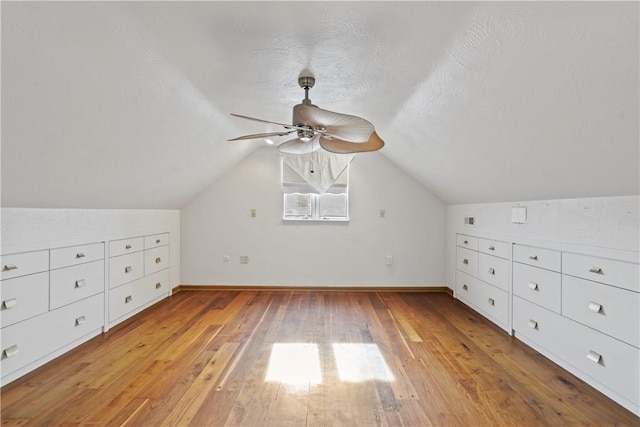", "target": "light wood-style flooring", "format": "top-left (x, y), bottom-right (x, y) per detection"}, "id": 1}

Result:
top-left (1, 290), bottom-right (638, 426)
